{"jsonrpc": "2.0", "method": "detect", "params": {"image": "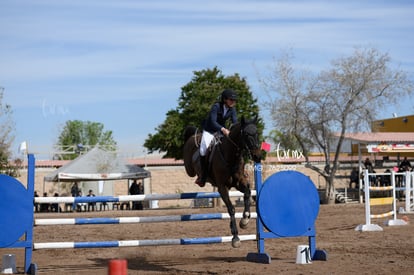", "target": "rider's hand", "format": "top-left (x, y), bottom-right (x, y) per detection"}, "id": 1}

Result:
top-left (221, 127), bottom-right (230, 136)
